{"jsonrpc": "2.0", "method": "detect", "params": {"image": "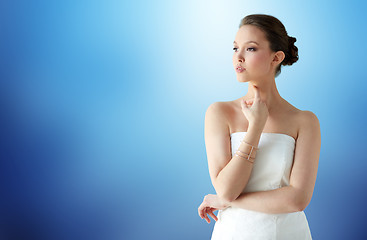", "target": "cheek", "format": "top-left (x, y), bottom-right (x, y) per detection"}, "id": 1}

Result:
top-left (250, 54), bottom-right (271, 70)
top-left (232, 54), bottom-right (237, 64)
